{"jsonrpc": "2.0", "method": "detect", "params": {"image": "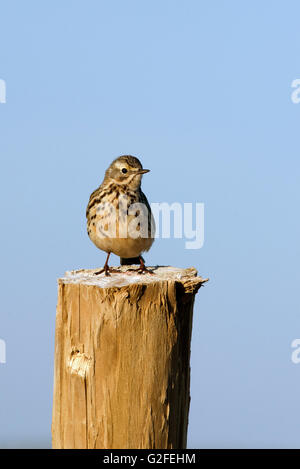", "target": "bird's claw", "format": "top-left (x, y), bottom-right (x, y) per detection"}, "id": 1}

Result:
top-left (94, 267), bottom-right (120, 276)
